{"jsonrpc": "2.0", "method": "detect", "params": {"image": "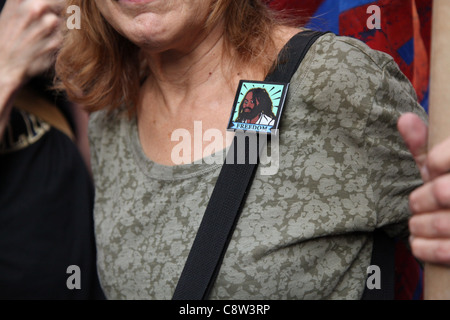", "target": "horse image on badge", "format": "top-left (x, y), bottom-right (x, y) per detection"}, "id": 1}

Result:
top-left (227, 80), bottom-right (289, 135)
